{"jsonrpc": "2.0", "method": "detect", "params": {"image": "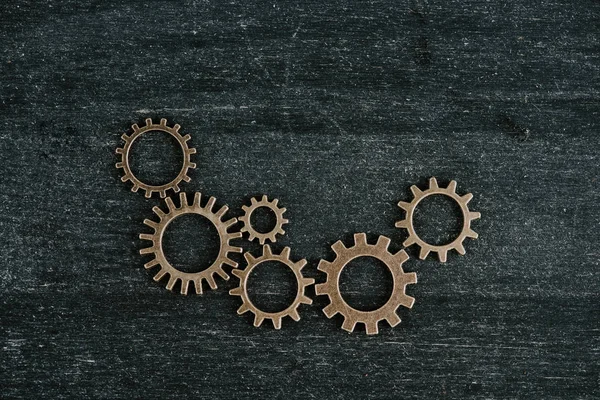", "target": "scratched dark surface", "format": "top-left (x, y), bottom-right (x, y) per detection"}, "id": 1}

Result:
top-left (1, 1), bottom-right (599, 399)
